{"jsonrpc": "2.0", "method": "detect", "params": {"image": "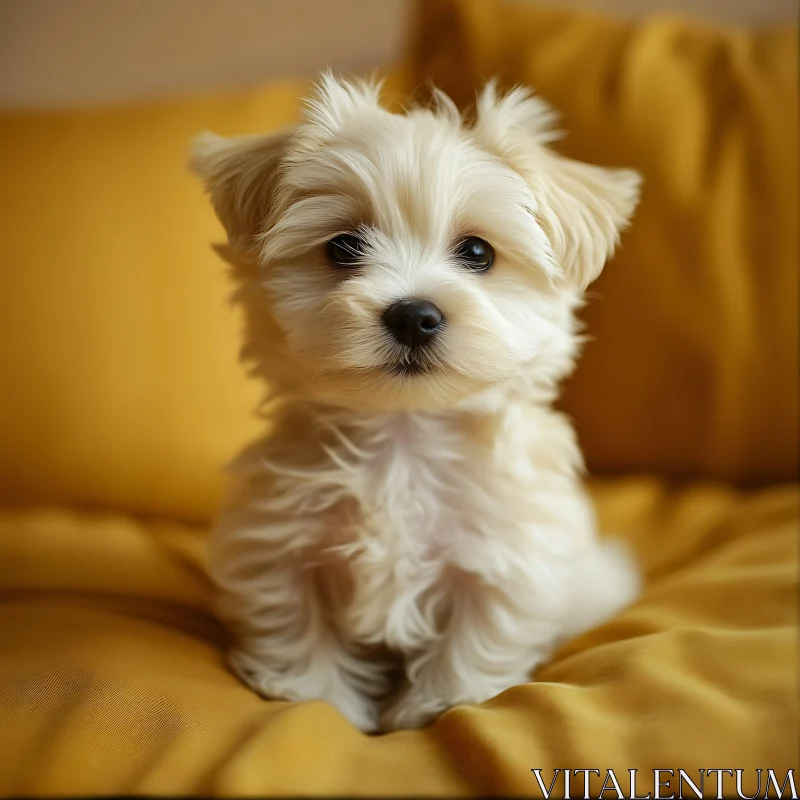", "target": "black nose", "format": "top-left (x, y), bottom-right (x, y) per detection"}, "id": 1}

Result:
top-left (382, 299), bottom-right (444, 347)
